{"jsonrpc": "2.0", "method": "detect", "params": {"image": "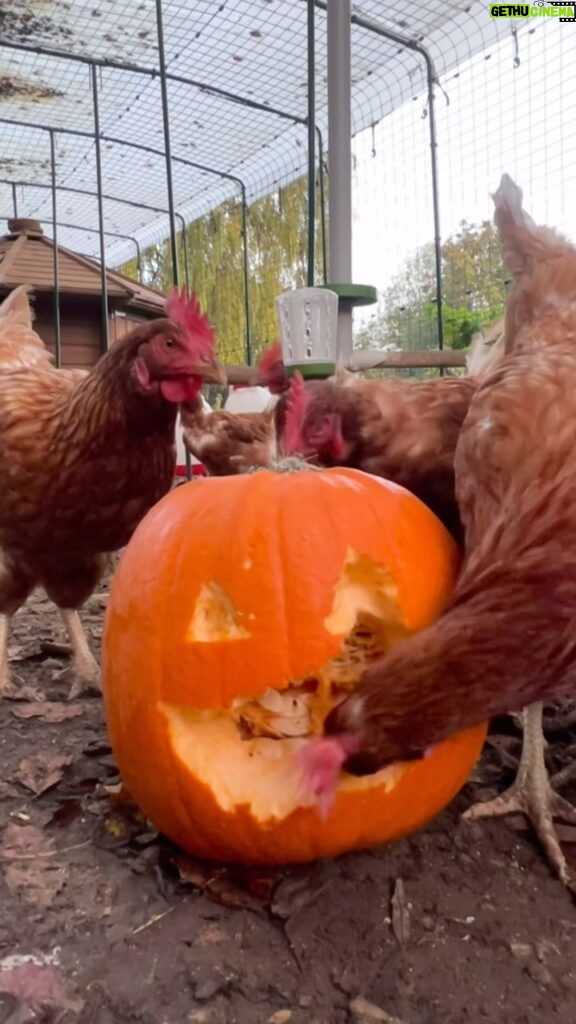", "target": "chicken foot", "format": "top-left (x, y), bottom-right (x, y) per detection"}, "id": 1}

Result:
top-left (56, 609), bottom-right (101, 699)
top-left (463, 701), bottom-right (576, 889)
